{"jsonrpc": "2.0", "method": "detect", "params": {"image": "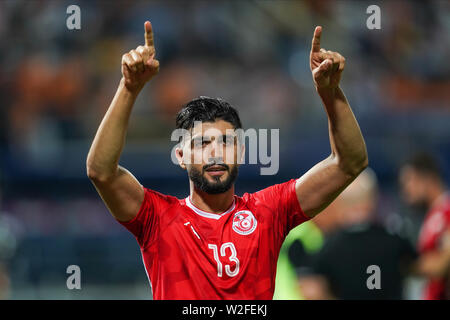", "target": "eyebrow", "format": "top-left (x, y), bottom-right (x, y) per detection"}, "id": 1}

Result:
top-left (190, 134), bottom-right (236, 141)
